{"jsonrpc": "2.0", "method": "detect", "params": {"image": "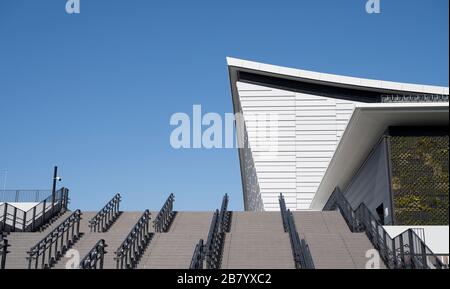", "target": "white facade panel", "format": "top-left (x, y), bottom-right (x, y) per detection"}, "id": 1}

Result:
top-left (236, 81), bottom-right (358, 211)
